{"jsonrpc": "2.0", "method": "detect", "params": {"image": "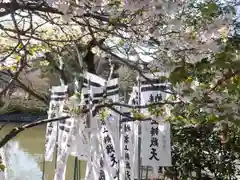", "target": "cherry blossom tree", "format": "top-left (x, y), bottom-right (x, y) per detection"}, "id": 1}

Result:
top-left (0, 0), bottom-right (240, 179)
